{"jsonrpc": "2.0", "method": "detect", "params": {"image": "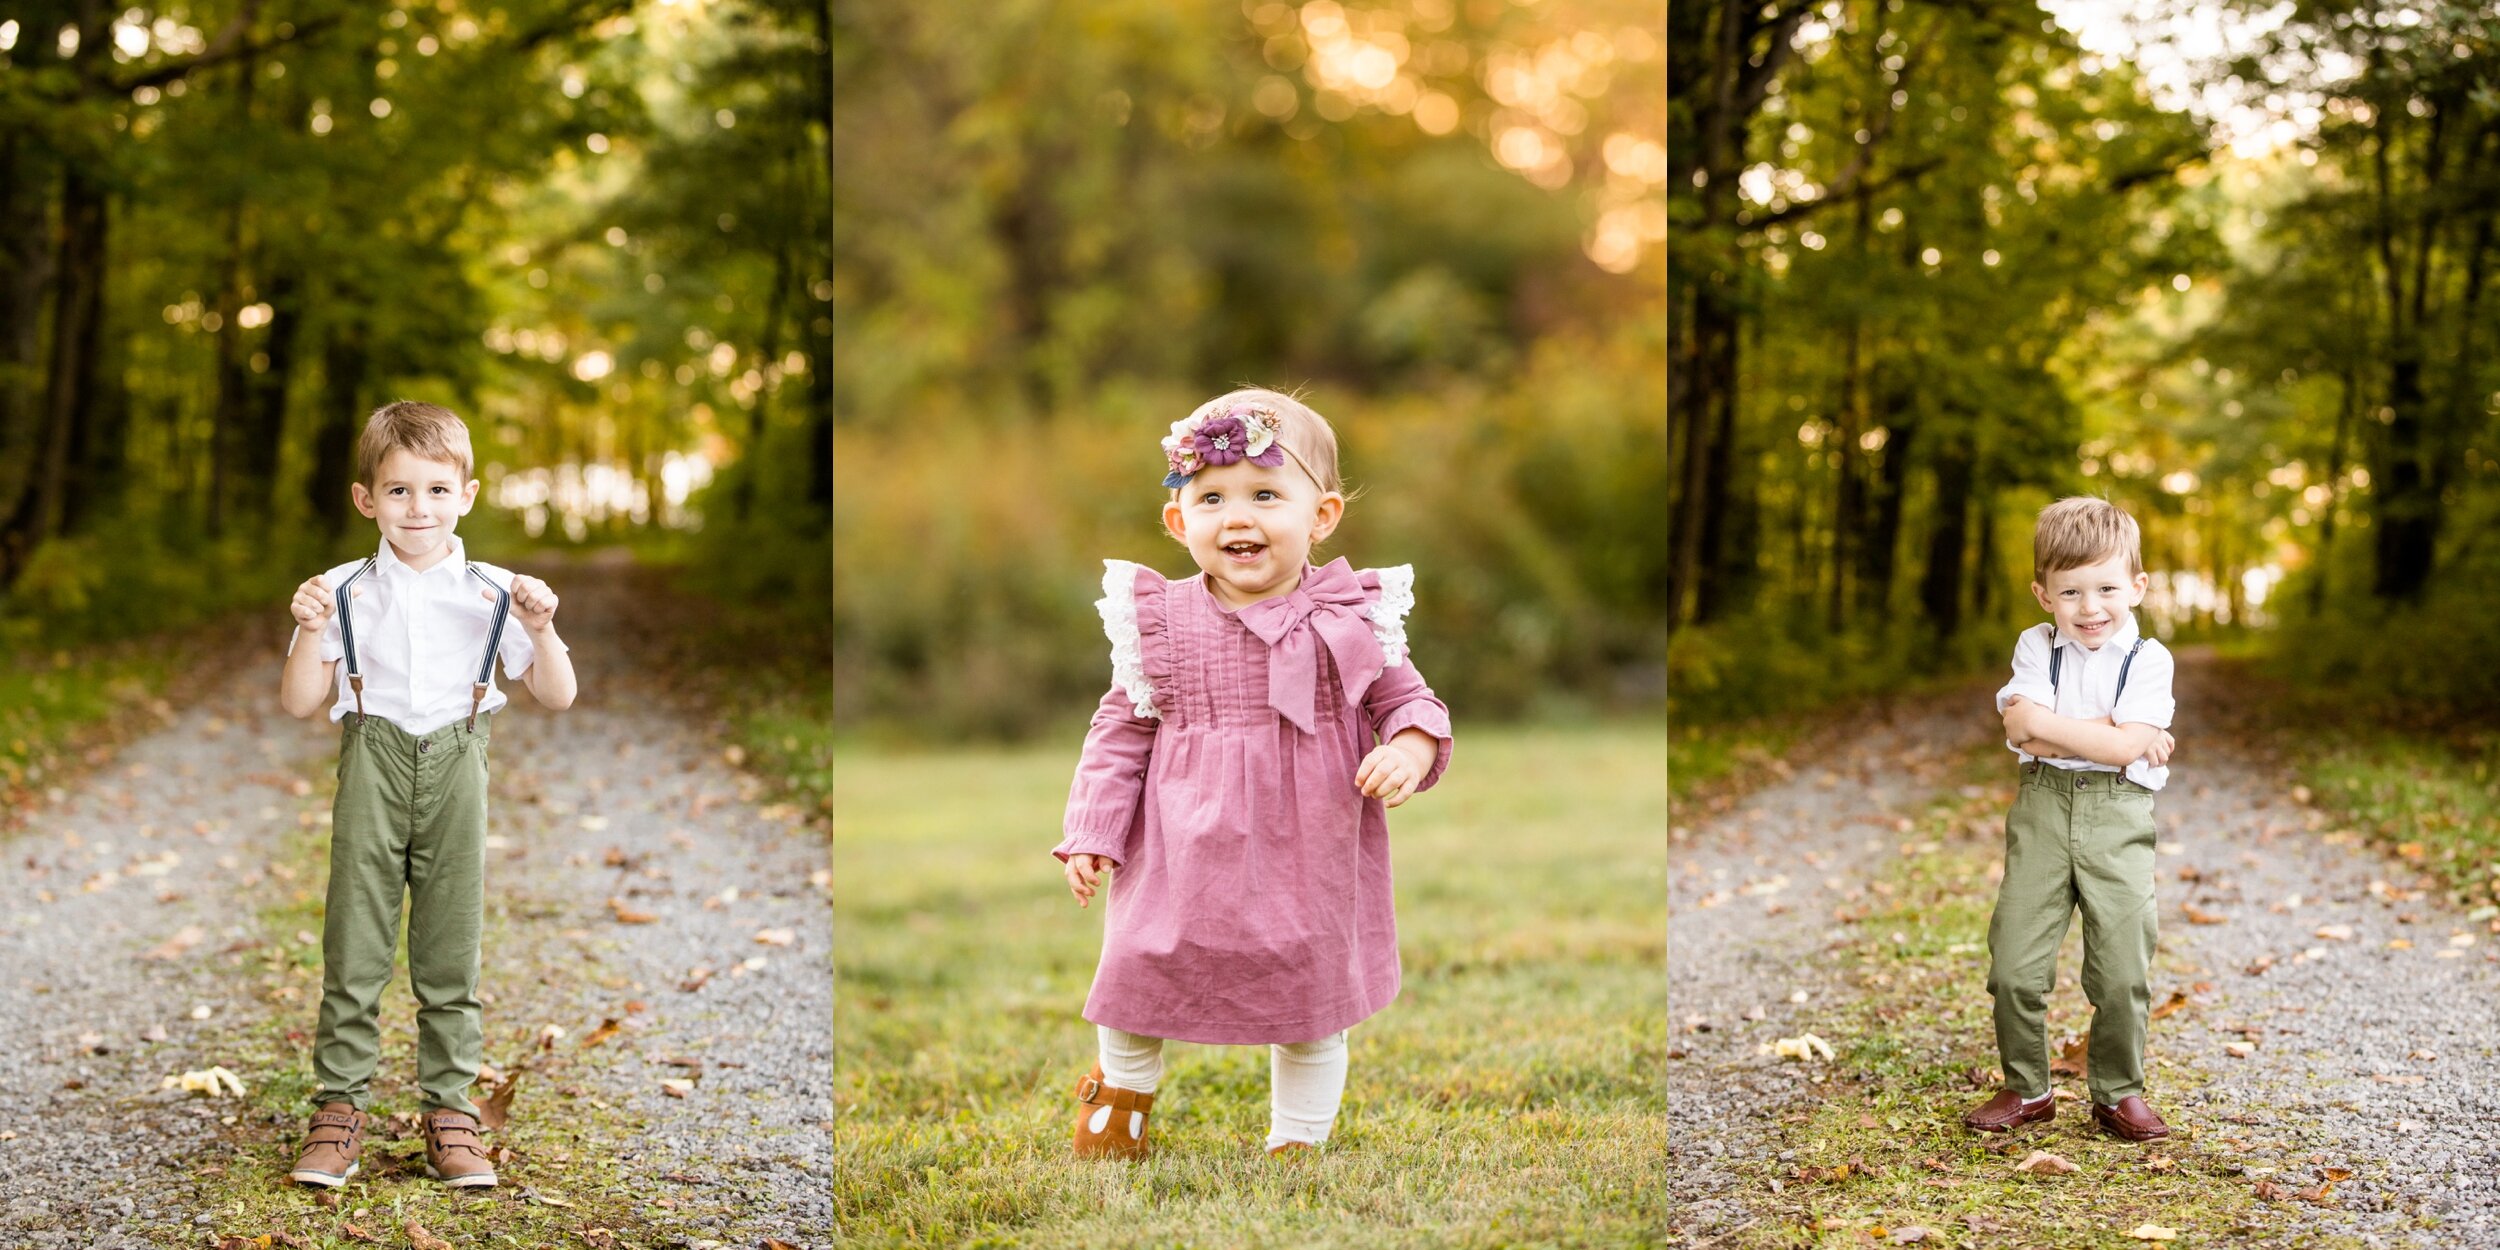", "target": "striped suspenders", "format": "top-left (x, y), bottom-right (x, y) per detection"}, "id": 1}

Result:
top-left (333, 560), bottom-right (514, 731)
top-left (2042, 622), bottom-right (2146, 709)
